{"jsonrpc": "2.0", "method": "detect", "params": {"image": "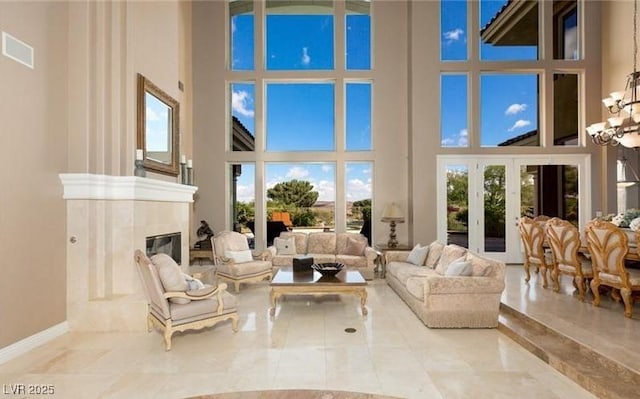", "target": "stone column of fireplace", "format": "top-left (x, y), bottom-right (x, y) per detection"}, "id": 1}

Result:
top-left (60, 174), bottom-right (198, 332)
